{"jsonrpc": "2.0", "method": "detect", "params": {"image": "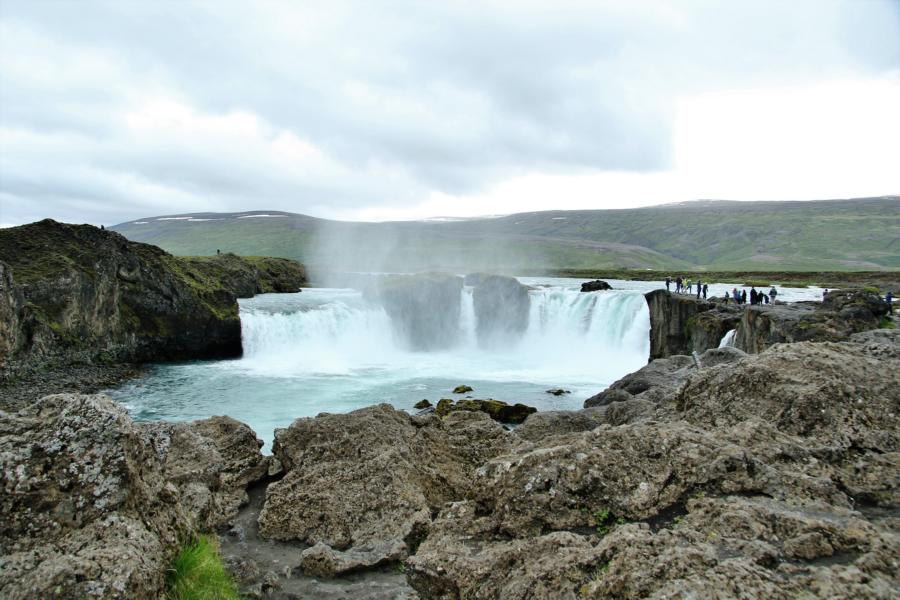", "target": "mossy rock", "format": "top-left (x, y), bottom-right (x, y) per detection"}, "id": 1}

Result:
top-left (453, 384), bottom-right (474, 394)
